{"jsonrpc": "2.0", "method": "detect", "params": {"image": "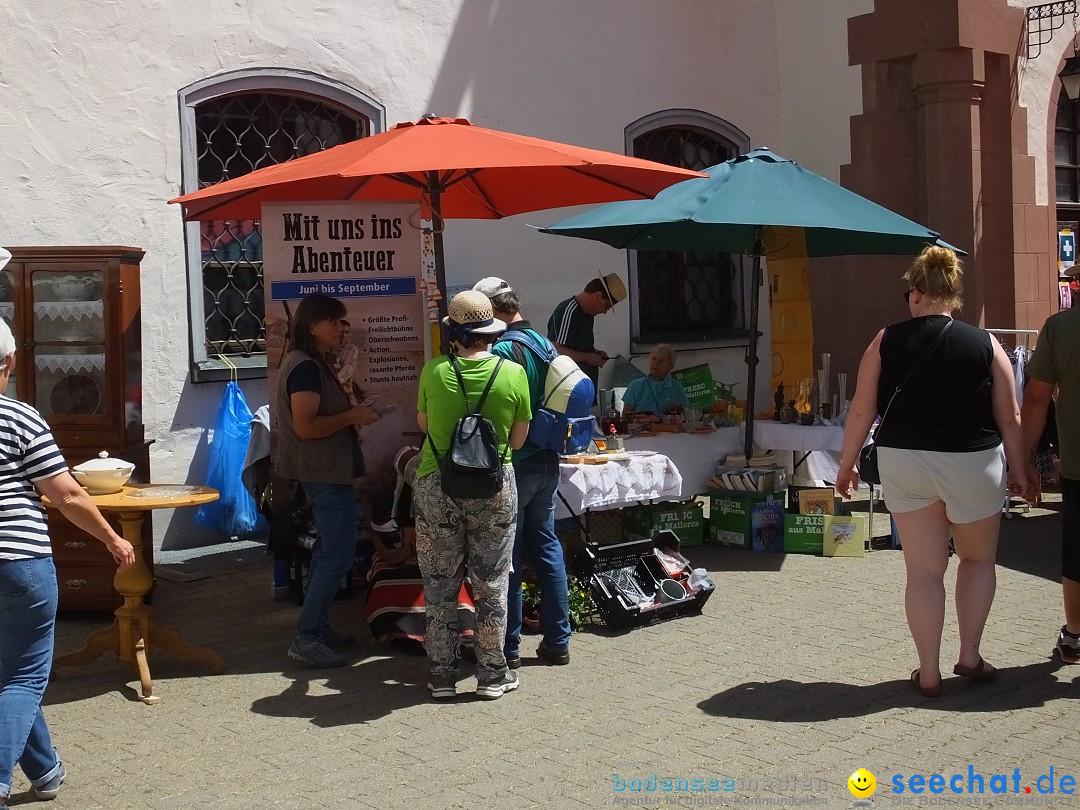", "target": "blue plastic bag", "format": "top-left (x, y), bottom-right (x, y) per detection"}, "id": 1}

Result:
top-left (195, 381), bottom-right (268, 536)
